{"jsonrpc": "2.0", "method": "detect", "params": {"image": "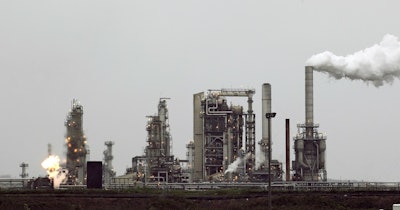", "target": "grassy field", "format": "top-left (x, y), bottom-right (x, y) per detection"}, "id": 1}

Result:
top-left (1, 188), bottom-right (400, 210)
